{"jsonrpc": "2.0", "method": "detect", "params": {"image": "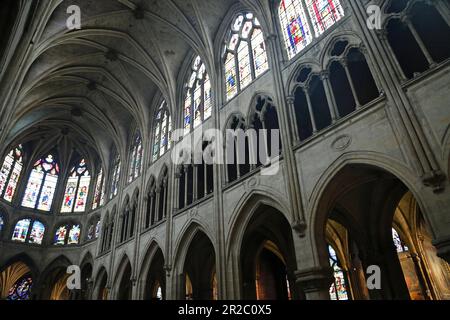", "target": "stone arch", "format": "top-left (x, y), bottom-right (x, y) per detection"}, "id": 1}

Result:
top-left (173, 221), bottom-right (216, 273)
top-left (173, 222), bottom-right (217, 300)
top-left (92, 266), bottom-right (108, 300)
top-left (38, 255), bottom-right (73, 300)
top-left (226, 191), bottom-right (297, 300)
top-left (308, 151), bottom-right (441, 300)
top-left (138, 240), bottom-right (166, 300)
top-left (0, 255), bottom-right (36, 300)
top-left (113, 254), bottom-right (132, 300)
top-left (286, 60), bottom-right (322, 94)
top-left (319, 31), bottom-right (365, 69)
top-left (79, 252), bottom-right (94, 300)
